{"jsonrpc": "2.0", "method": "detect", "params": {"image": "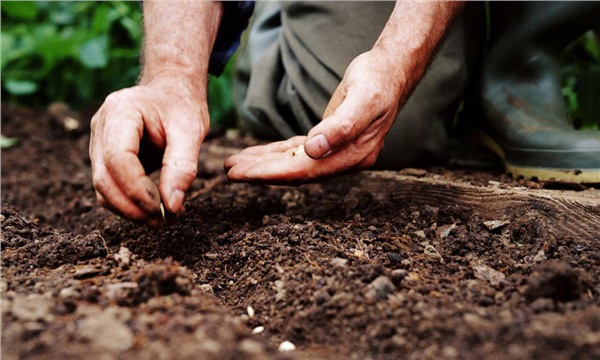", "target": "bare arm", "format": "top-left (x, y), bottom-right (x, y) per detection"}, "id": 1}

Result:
top-left (226, 1), bottom-right (464, 183)
top-left (90, 1), bottom-right (223, 225)
top-left (140, 0), bottom-right (221, 87)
